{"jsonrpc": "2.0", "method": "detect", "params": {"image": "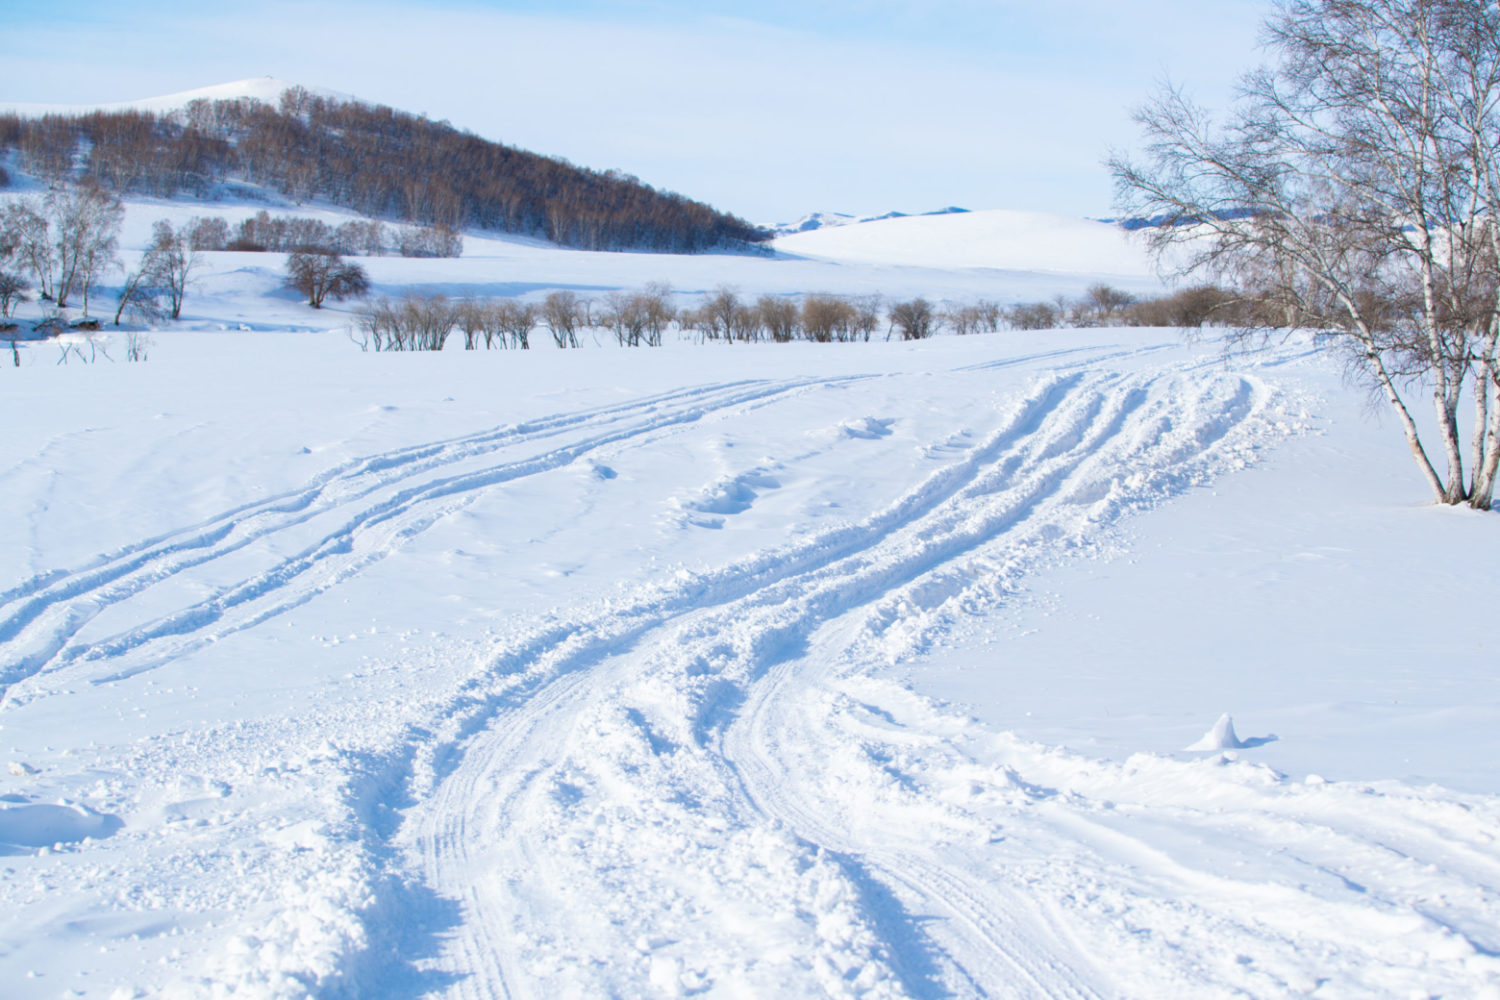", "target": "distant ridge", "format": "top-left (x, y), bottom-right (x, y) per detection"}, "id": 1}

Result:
top-left (770, 206), bottom-right (968, 238)
top-left (771, 208), bottom-right (1159, 279)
